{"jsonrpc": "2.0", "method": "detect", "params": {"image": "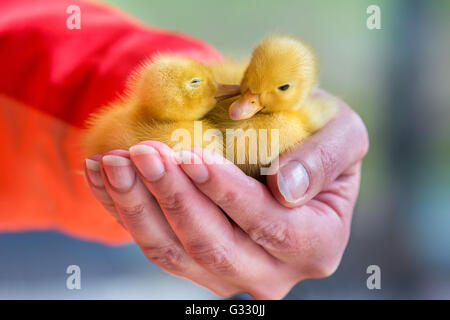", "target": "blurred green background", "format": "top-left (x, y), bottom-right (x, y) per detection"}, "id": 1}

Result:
top-left (1, 0), bottom-right (449, 299)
